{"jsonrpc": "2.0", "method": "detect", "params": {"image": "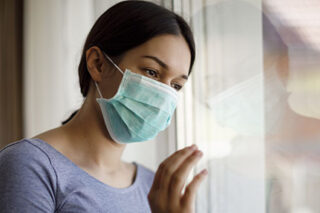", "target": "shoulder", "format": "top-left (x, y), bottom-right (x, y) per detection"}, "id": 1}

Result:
top-left (0, 138), bottom-right (53, 165)
top-left (0, 138), bottom-right (57, 181)
top-left (138, 163), bottom-right (155, 178)
top-left (0, 139), bottom-right (57, 211)
top-left (136, 163), bottom-right (155, 191)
